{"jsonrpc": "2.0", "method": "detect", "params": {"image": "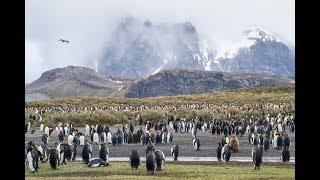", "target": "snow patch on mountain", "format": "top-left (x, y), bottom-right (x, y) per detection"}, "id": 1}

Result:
top-left (199, 40), bottom-right (211, 71)
top-left (153, 63), bottom-right (166, 75)
top-left (216, 38), bottom-right (255, 59)
top-left (245, 28), bottom-right (281, 42)
top-left (215, 28), bottom-right (282, 59)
